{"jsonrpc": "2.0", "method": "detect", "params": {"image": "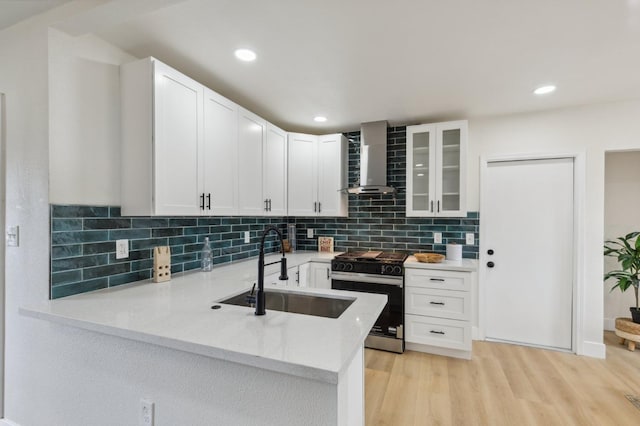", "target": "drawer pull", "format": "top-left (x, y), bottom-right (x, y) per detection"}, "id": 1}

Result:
top-left (429, 301), bottom-right (445, 306)
top-left (430, 330), bottom-right (445, 335)
top-left (429, 278), bottom-right (445, 282)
